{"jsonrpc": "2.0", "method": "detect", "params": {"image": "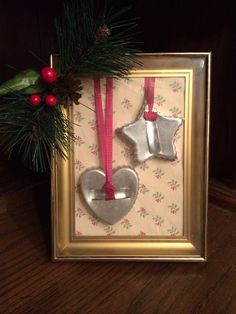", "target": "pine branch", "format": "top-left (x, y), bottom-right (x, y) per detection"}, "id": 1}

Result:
top-left (55, 0), bottom-right (141, 78)
top-left (0, 92), bottom-right (75, 172)
top-left (0, 0), bottom-right (142, 173)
